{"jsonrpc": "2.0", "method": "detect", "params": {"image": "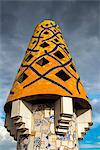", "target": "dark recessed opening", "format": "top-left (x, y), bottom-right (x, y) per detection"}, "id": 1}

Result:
top-left (70, 64), bottom-right (76, 72)
top-left (61, 35), bottom-right (63, 39)
top-left (64, 47), bottom-right (69, 54)
top-left (50, 22), bottom-right (53, 26)
top-left (25, 54), bottom-right (33, 62)
top-left (40, 42), bottom-right (49, 48)
top-left (10, 91), bottom-right (14, 94)
top-left (18, 73), bottom-right (28, 83)
top-left (54, 38), bottom-right (59, 42)
top-left (36, 57), bottom-right (49, 66)
top-left (18, 68), bottom-right (20, 73)
top-left (44, 50), bottom-right (47, 53)
top-left (54, 51), bottom-right (64, 59)
top-left (21, 63), bottom-right (23, 67)
top-left (44, 31), bottom-right (49, 35)
top-left (45, 24), bottom-right (48, 26)
top-left (55, 70), bottom-right (70, 81)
